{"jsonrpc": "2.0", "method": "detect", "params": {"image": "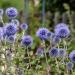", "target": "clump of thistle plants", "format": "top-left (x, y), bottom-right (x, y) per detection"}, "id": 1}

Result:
top-left (0, 7), bottom-right (75, 75)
